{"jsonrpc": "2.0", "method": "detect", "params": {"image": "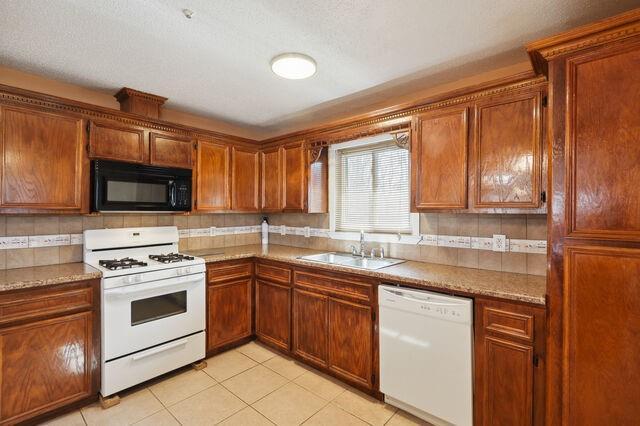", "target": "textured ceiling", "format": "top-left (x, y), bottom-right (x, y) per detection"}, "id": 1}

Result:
top-left (0, 0), bottom-right (638, 137)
